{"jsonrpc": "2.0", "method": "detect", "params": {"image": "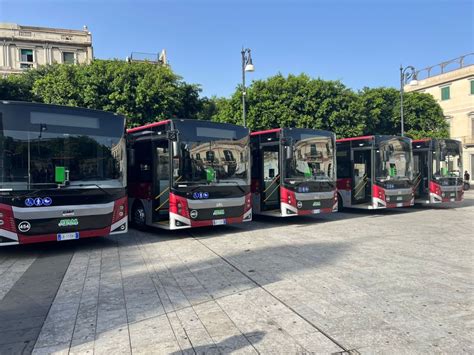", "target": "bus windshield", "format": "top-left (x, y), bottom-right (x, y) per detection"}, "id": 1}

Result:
top-left (172, 122), bottom-right (250, 187)
top-left (0, 107), bottom-right (126, 191)
top-left (284, 135), bottom-right (335, 183)
top-left (376, 138), bottom-right (412, 181)
top-left (433, 140), bottom-right (462, 179)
